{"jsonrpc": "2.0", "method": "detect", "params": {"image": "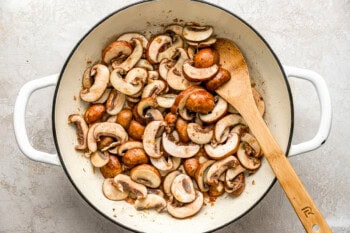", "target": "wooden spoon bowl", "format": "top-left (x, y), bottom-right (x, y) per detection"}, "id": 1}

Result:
top-left (214, 38), bottom-right (331, 233)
